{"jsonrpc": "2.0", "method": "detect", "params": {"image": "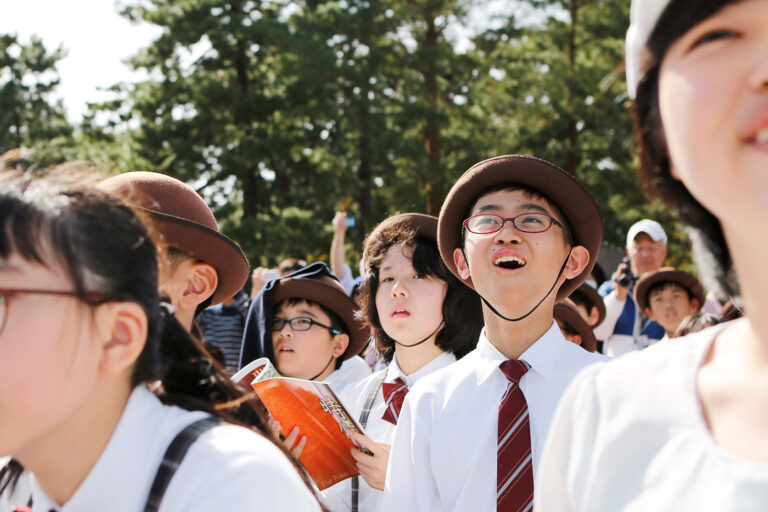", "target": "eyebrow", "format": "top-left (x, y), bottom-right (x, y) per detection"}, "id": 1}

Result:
top-left (472, 202), bottom-right (551, 216)
top-left (298, 308), bottom-right (319, 319)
